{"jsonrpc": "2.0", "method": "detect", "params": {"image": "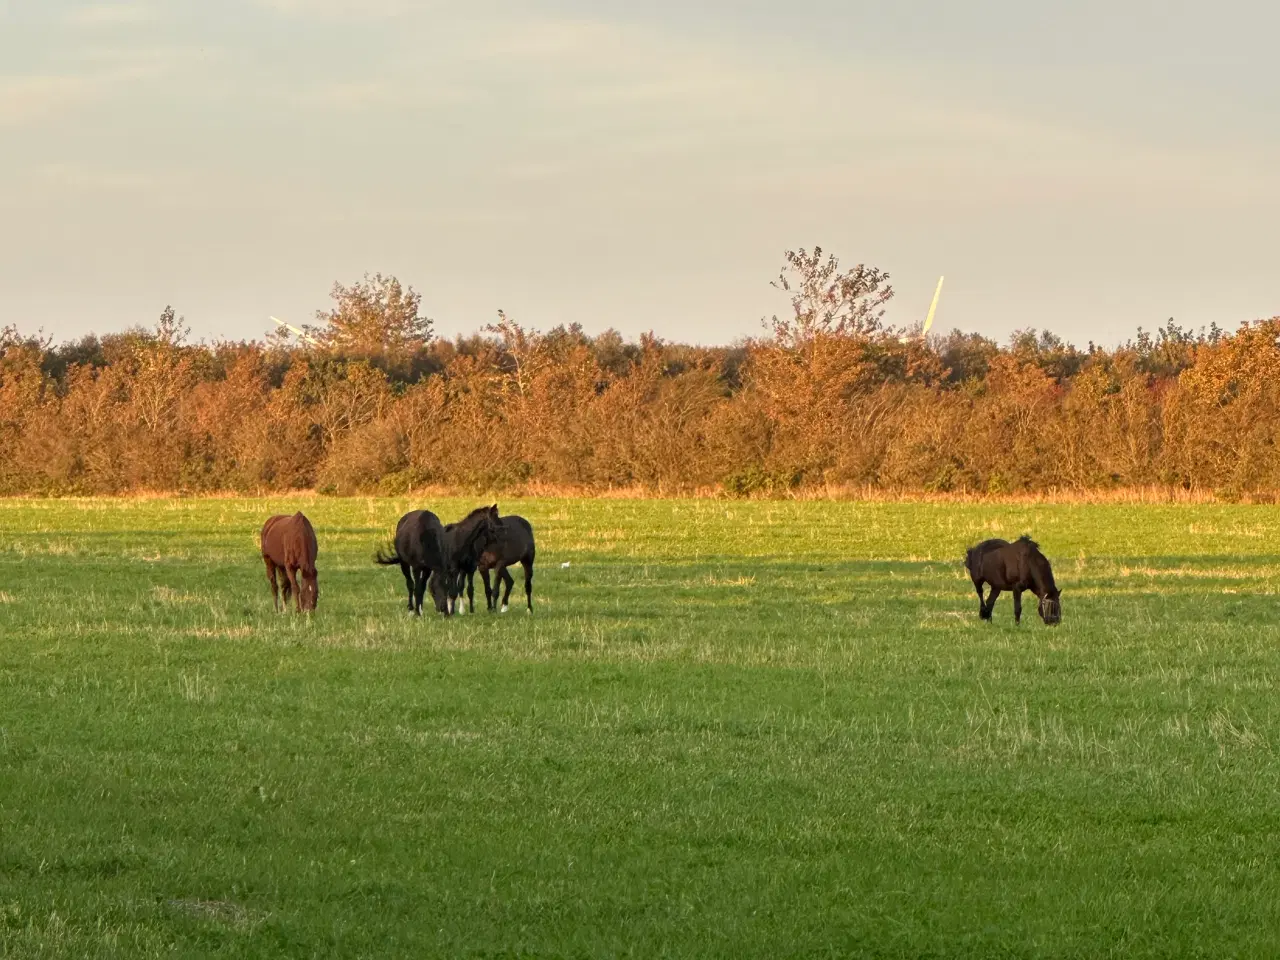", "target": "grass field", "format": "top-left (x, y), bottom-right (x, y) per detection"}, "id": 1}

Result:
top-left (3, 496), bottom-right (1280, 958)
